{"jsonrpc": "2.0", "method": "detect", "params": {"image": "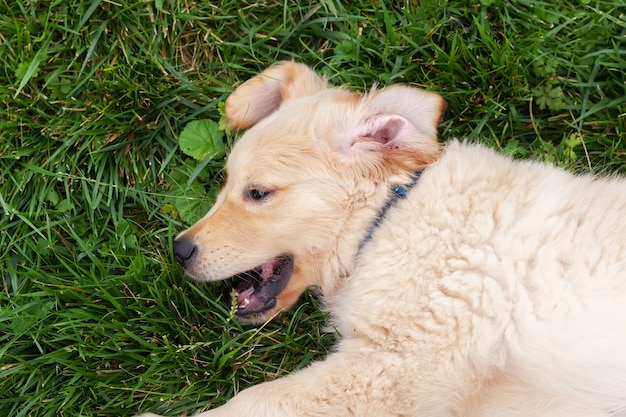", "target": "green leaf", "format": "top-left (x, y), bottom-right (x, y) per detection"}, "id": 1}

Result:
top-left (331, 39), bottom-right (357, 64)
top-left (217, 101), bottom-right (231, 132)
top-left (46, 189), bottom-right (60, 206)
top-left (115, 218), bottom-right (134, 236)
top-left (532, 85), bottom-right (564, 111)
top-left (162, 166), bottom-right (217, 224)
top-left (179, 119), bottom-right (225, 161)
top-left (14, 37), bottom-right (50, 98)
top-left (173, 184), bottom-right (215, 224)
top-left (56, 199), bottom-right (74, 213)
